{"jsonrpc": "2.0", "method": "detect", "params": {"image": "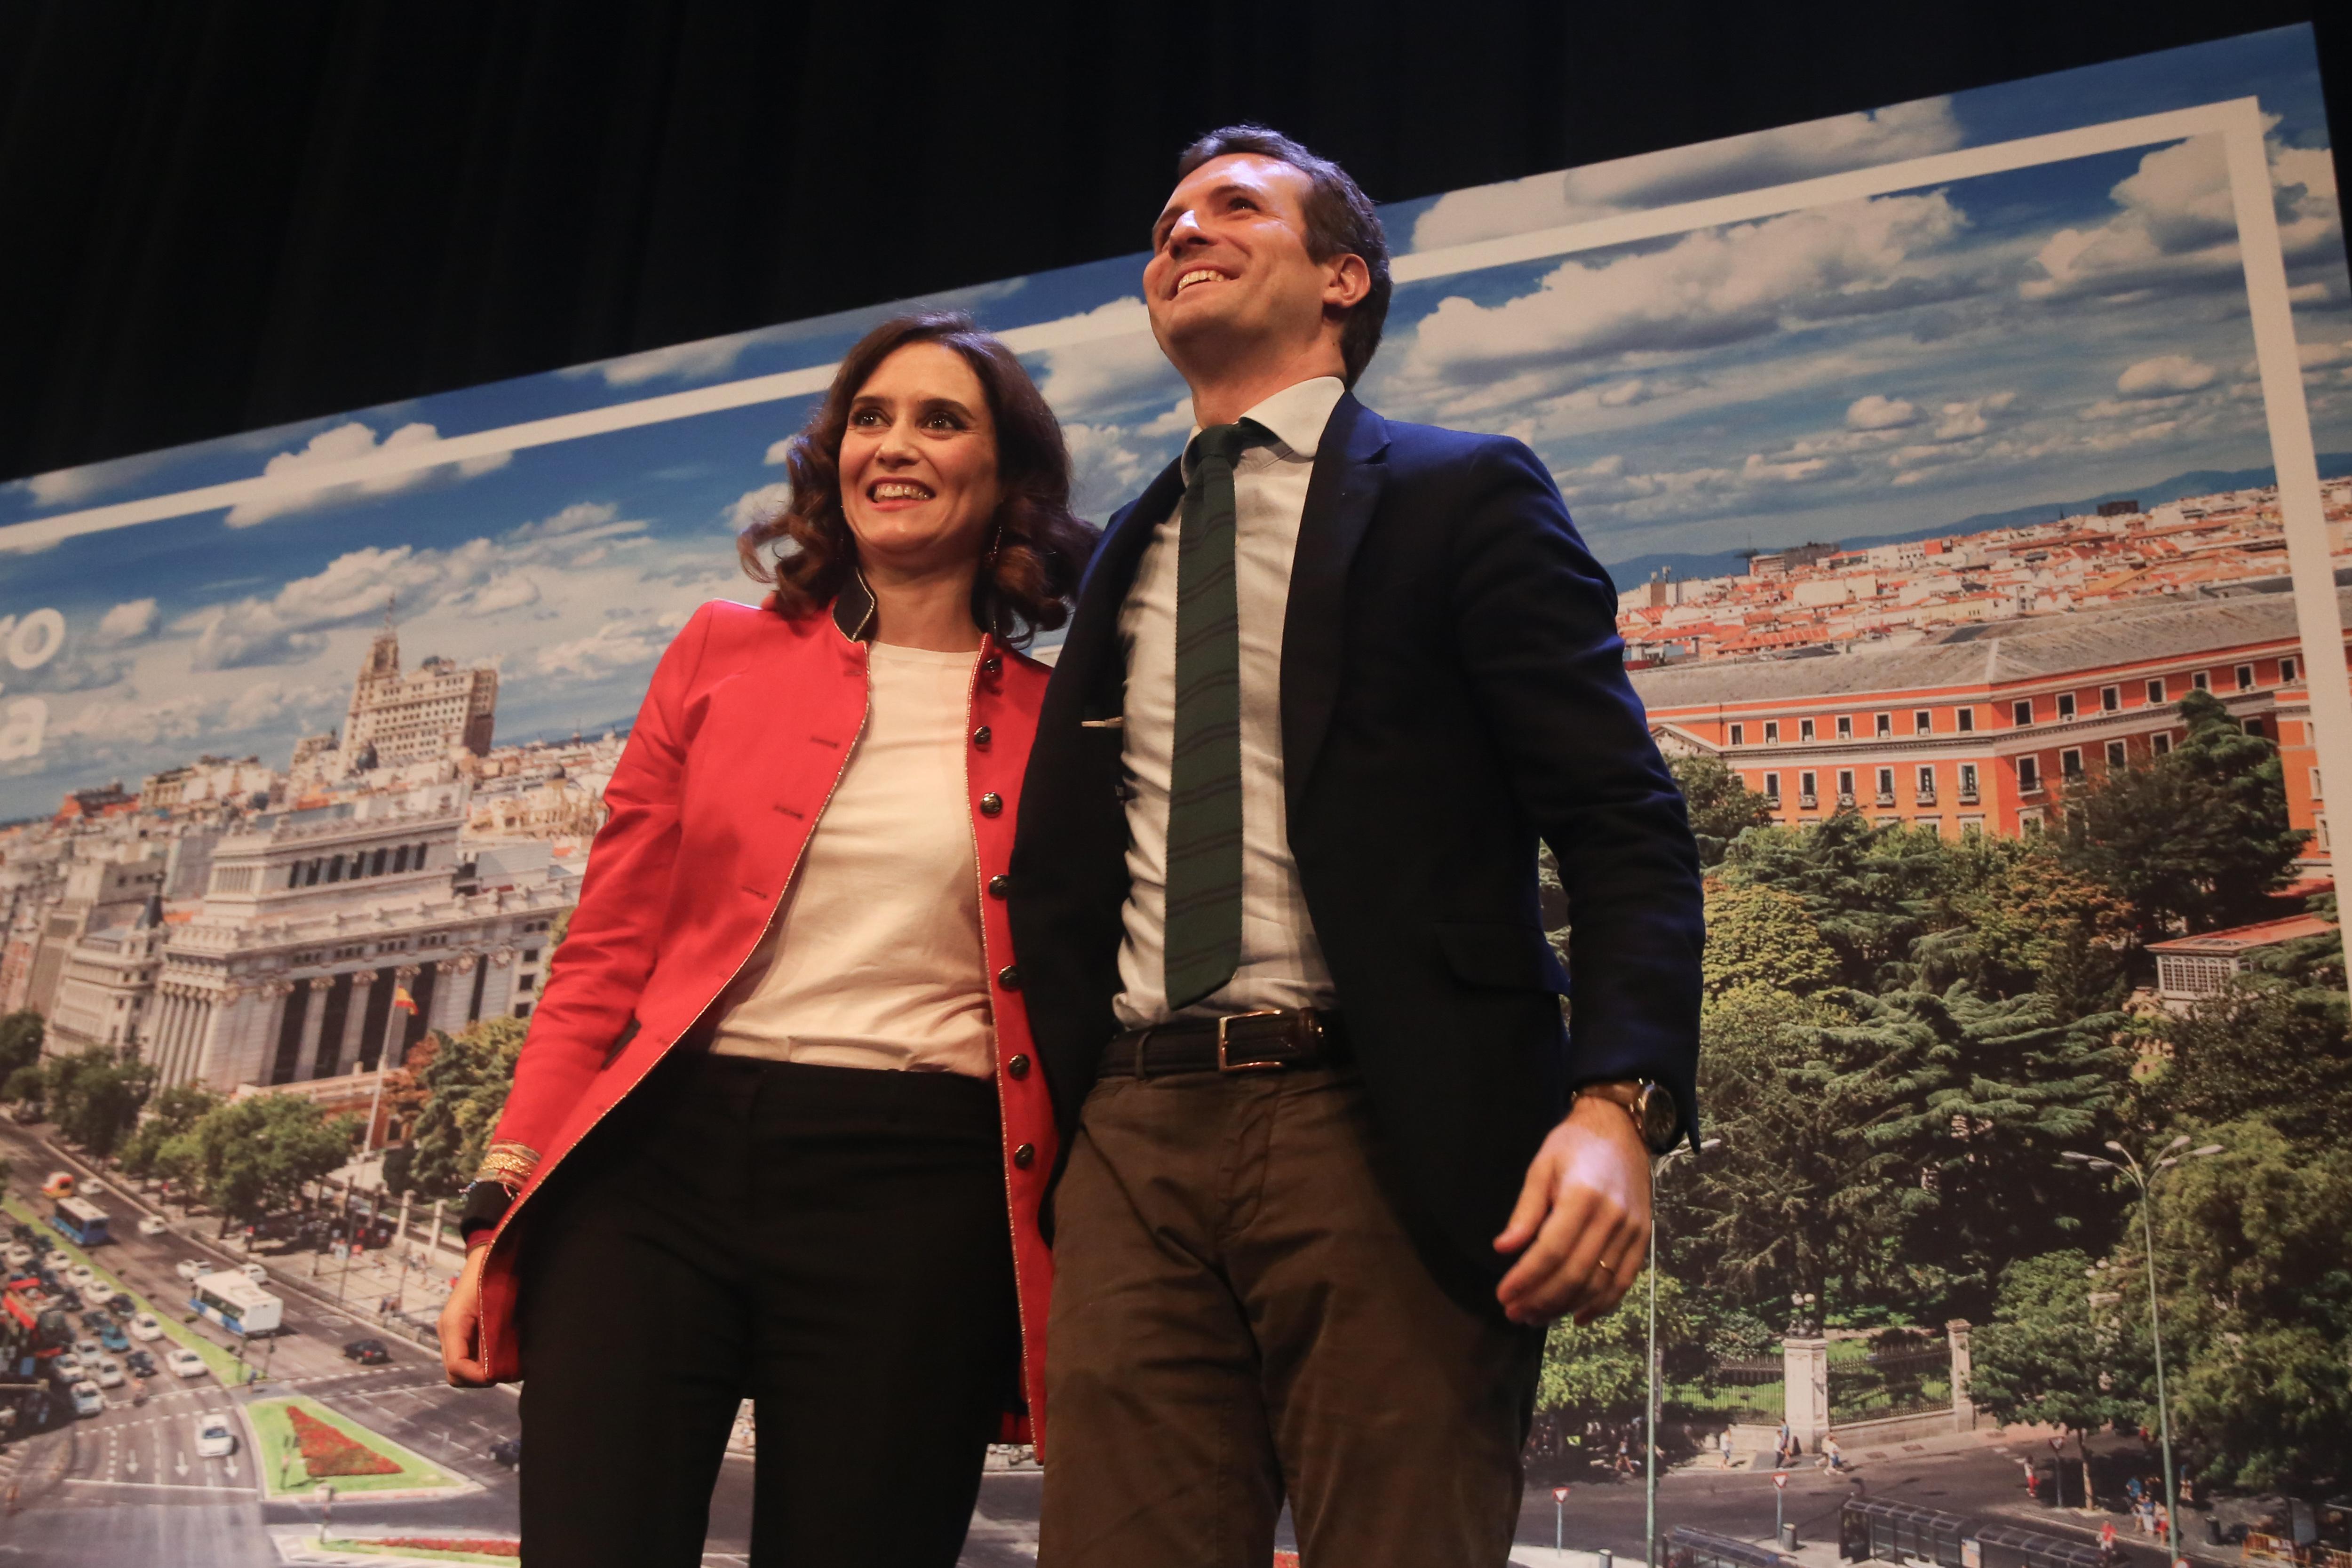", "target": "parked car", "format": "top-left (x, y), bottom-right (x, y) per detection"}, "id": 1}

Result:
top-left (135, 1216), bottom-right (168, 1238)
top-left (79, 1310), bottom-right (111, 1331)
top-left (174, 1259), bottom-right (206, 1282)
top-left (490, 1436), bottom-right (521, 1471)
top-left (239, 1263), bottom-right (268, 1284)
top-left (342, 1338), bottom-right (391, 1365)
top-left (123, 1349), bottom-right (158, 1378)
top-left (92, 1357), bottom-right (123, 1389)
top-left (69, 1380), bottom-right (103, 1418)
top-left (97, 1323), bottom-right (128, 1353)
top-left (128, 1313), bottom-right (164, 1342)
top-left (194, 1414), bottom-right (236, 1458)
top-left (165, 1347), bottom-right (208, 1380)
top-left (105, 1292), bottom-right (132, 1315)
top-left (64, 1265), bottom-right (96, 1291)
top-left (72, 1337), bottom-right (101, 1361)
top-left (2, 1243), bottom-right (32, 1272)
top-left (51, 1354), bottom-right (84, 1384)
